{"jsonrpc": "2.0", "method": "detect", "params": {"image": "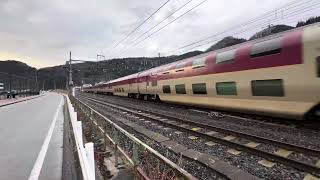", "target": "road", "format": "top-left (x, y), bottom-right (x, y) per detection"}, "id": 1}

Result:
top-left (0, 93), bottom-right (64, 180)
